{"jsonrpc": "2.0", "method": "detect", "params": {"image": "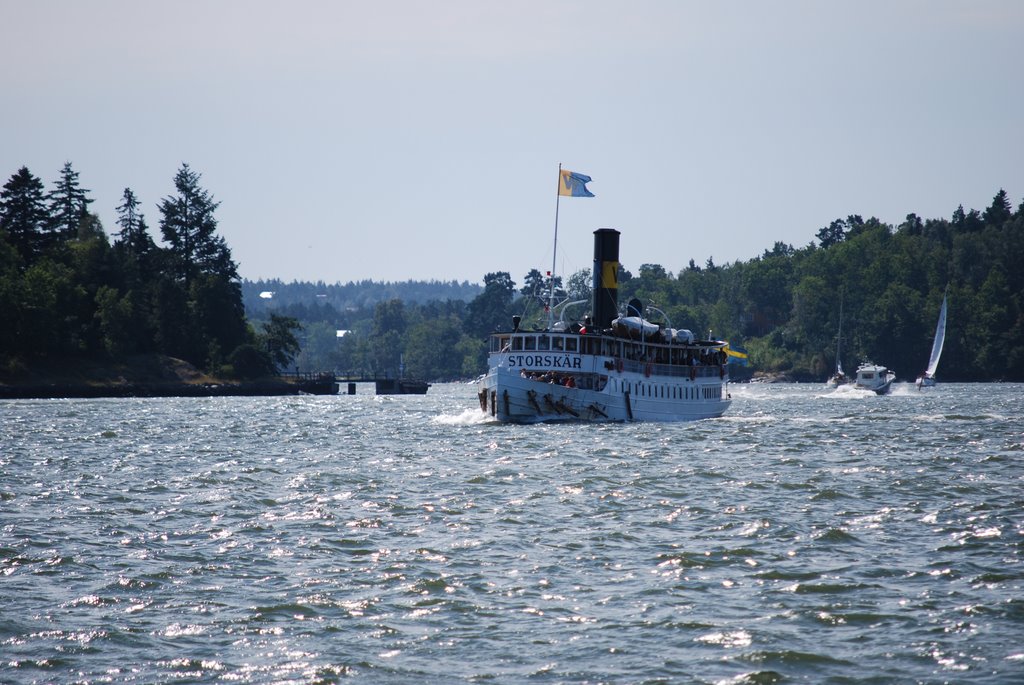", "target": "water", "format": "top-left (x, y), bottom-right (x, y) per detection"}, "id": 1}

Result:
top-left (2, 382), bottom-right (1022, 684)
